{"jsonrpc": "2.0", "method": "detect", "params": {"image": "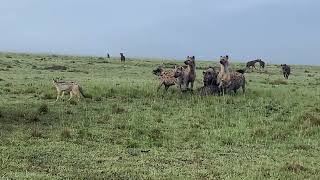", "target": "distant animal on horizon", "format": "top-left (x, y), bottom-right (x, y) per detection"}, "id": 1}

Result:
top-left (107, 53), bottom-right (110, 58)
top-left (120, 53), bottom-right (125, 62)
top-left (152, 66), bottom-right (180, 92)
top-left (217, 55), bottom-right (245, 95)
top-left (258, 59), bottom-right (265, 69)
top-left (52, 78), bottom-right (86, 102)
top-left (281, 64), bottom-right (291, 79)
top-left (246, 59), bottom-right (260, 71)
top-left (174, 56), bottom-right (196, 92)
